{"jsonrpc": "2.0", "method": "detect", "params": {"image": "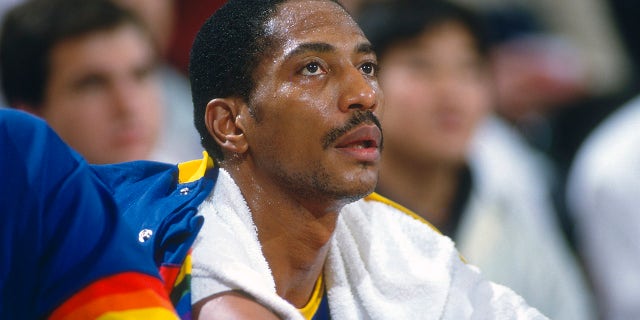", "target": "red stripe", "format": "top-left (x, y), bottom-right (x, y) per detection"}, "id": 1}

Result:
top-left (49, 272), bottom-right (175, 319)
top-left (159, 265), bottom-right (181, 294)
